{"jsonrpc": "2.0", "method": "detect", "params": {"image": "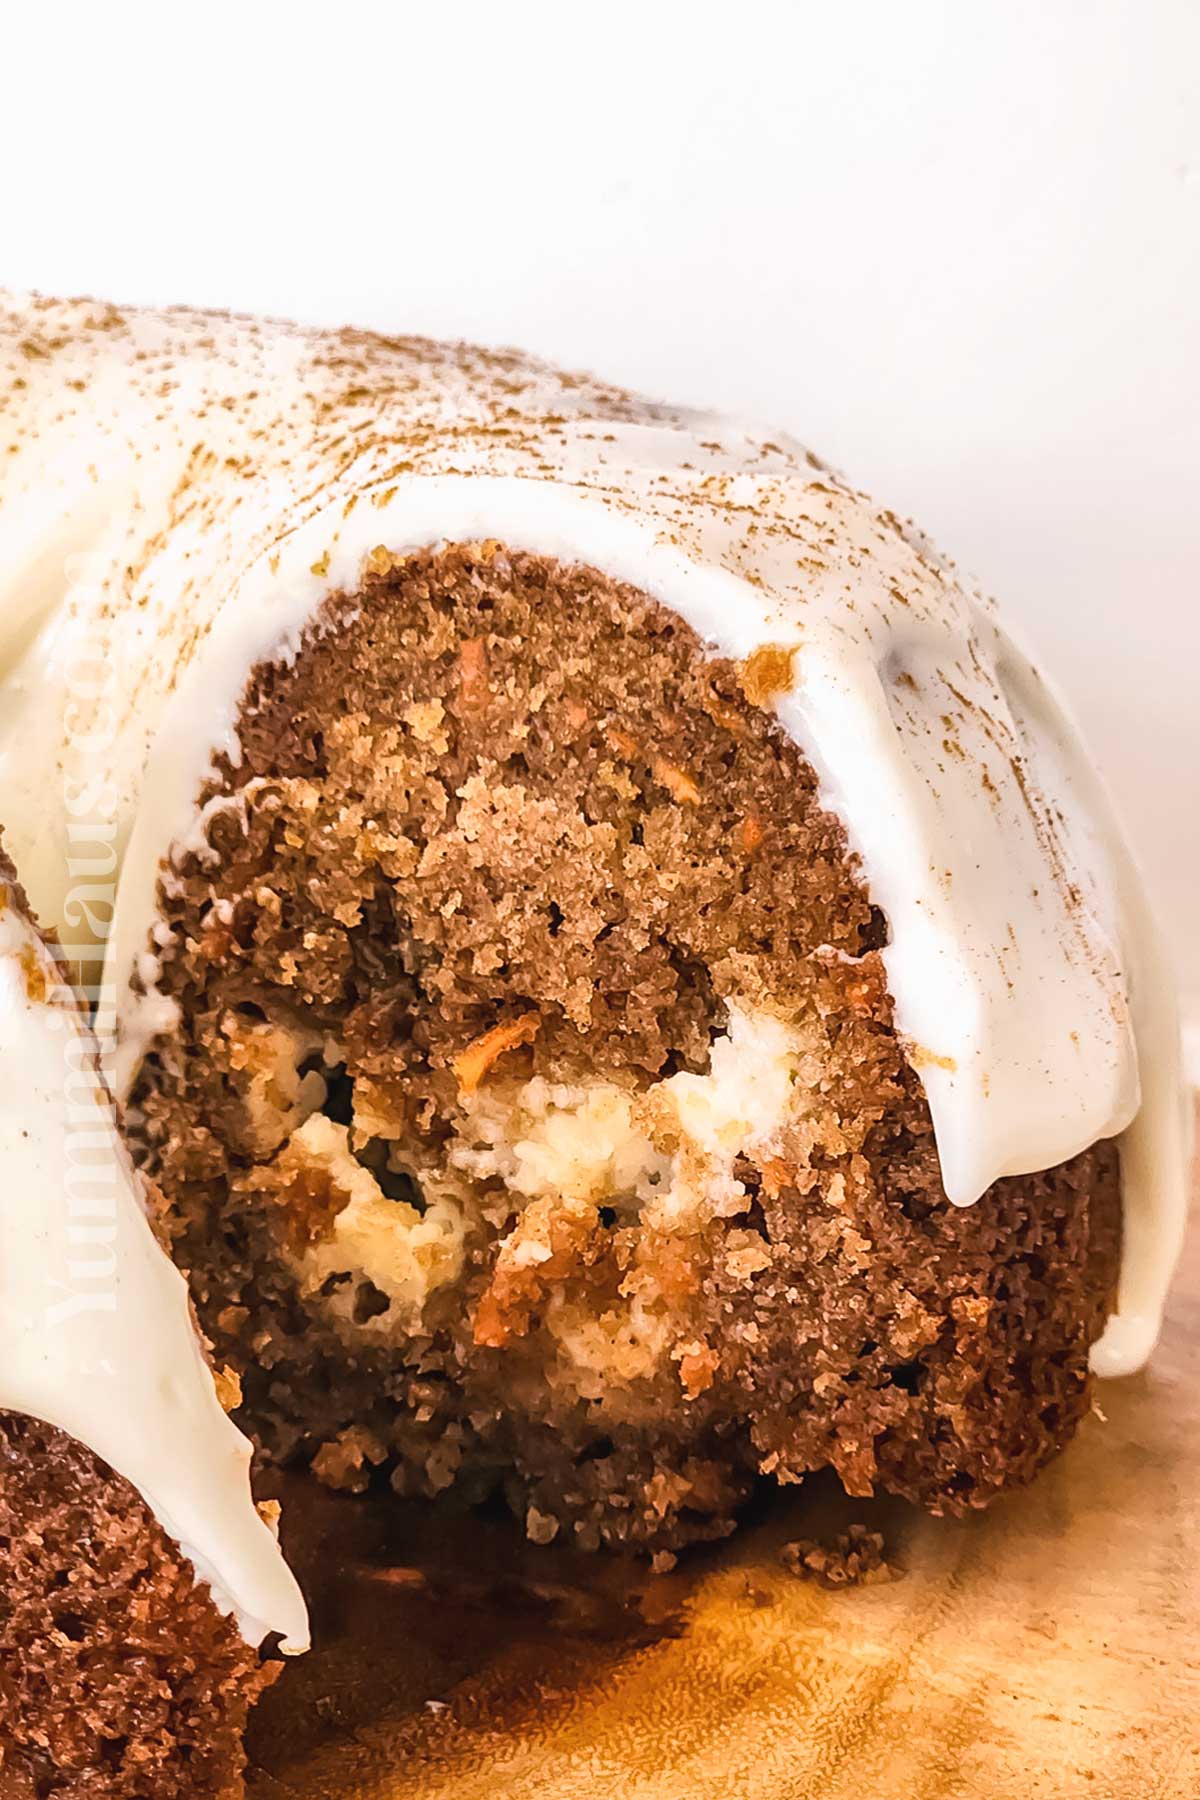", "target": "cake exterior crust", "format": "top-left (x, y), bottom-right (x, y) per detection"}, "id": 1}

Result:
top-left (0, 1413), bottom-right (271, 1799)
top-left (0, 835), bottom-right (304, 1793)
